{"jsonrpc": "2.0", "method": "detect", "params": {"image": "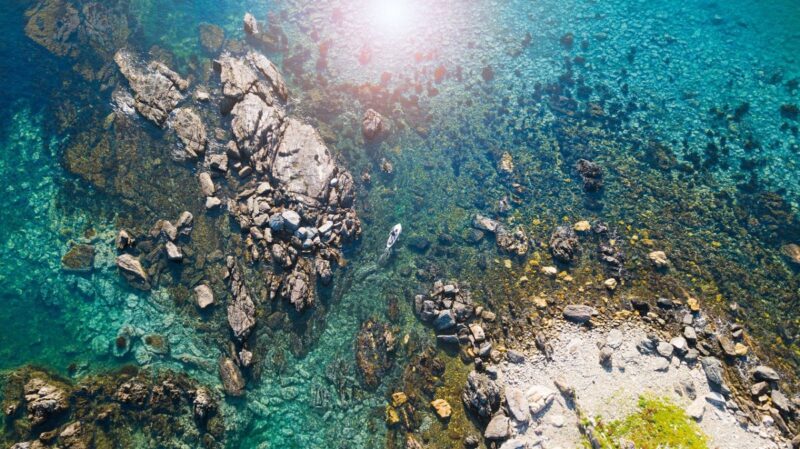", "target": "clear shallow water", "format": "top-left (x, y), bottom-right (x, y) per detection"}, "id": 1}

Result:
top-left (0, 0), bottom-right (798, 448)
